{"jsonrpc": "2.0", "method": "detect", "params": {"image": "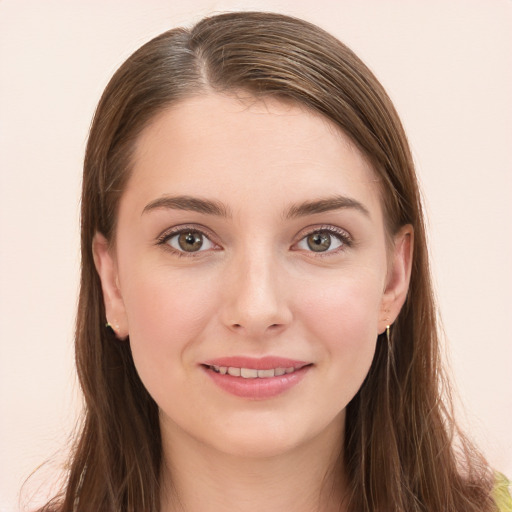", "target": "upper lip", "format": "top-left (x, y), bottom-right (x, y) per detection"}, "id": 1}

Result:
top-left (201, 356), bottom-right (311, 370)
